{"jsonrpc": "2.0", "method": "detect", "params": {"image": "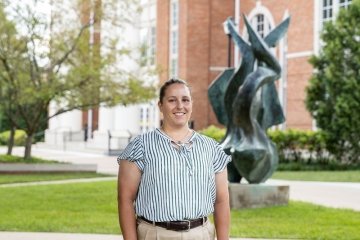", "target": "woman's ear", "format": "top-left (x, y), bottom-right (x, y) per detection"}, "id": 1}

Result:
top-left (158, 101), bottom-right (163, 113)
